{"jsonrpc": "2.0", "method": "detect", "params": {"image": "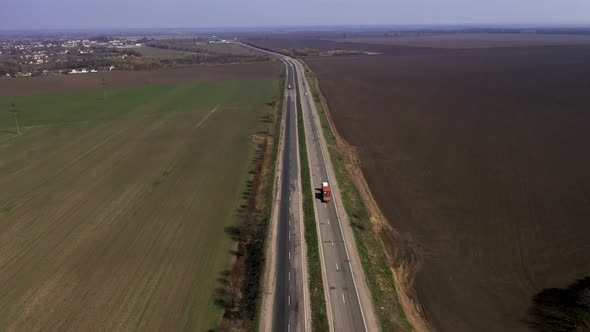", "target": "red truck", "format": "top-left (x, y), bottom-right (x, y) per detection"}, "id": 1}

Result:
top-left (322, 182), bottom-right (331, 203)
